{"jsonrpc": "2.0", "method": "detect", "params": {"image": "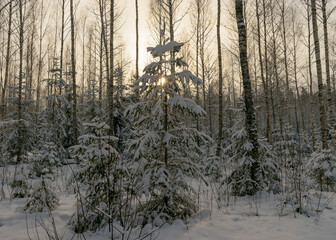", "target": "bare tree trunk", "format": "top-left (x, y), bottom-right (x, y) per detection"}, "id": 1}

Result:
top-left (216, 0), bottom-right (223, 157)
top-left (306, 2), bottom-right (316, 150)
top-left (36, 1), bottom-right (44, 113)
top-left (108, 2), bottom-right (115, 236)
top-left (236, 0), bottom-right (260, 194)
top-left (293, 18), bottom-right (302, 135)
top-left (82, 18), bottom-right (87, 104)
top-left (135, 0), bottom-right (139, 80)
top-left (195, 0), bottom-right (200, 133)
top-left (292, 11), bottom-right (305, 134)
top-left (18, 0), bottom-right (24, 163)
top-left (99, 0), bottom-right (109, 107)
top-left (281, 0), bottom-right (291, 124)
top-left (99, 28), bottom-right (103, 107)
top-left (255, 0), bottom-right (267, 140)
top-left (322, 0), bottom-right (335, 144)
top-left (270, 3), bottom-right (284, 141)
top-left (108, 0), bottom-right (114, 137)
top-left (1, 0), bottom-right (12, 120)
top-left (28, 17), bottom-right (34, 101)
top-left (262, 0), bottom-right (272, 145)
top-left (311, 0), bottom-right (328, 149)
top-left (70, 0), bottom-right (78, 145)
top-left (60, 0), bottom-right (65, 98)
